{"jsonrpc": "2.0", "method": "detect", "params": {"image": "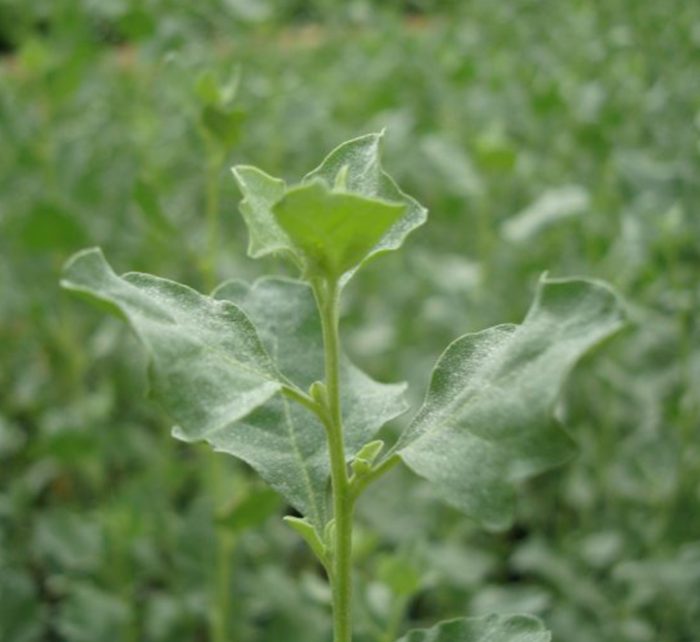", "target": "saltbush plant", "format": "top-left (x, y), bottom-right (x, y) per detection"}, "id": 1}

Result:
top-left (61, 133), bottom-right (625, 642)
